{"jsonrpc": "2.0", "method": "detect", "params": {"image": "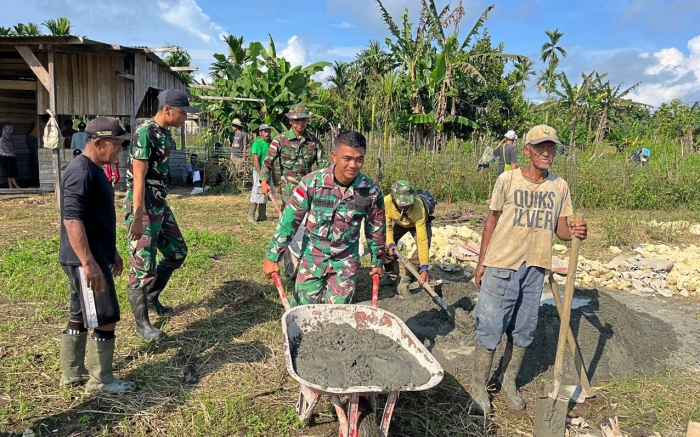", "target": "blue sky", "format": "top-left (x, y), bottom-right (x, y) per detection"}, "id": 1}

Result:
top-left (2, 0), bottom-right (700, 107)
